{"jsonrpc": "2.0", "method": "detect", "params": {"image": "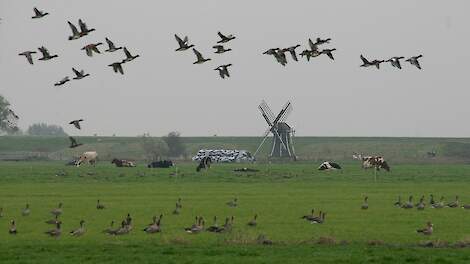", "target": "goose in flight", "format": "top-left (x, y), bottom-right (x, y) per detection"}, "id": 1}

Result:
top-left (213, 45), bottom-right (232, 54)
top-left (72, 68), bottom-right (90, 80)
top-left (105, 38), bottom-right (122, 52)
top-left (406, 55), bottom-right (423, 69)
top-left (121, 47), bottom-right (139, 63)
top-left (214, 64), bottom-right (232, 79)
top-left (69, 136), bottom-right (83, 148)
top-left (38, 46), bottom-right (58, 61)
top-left (67, 21), bottom-right (81, 40)
top-left (217, 31), bottom-right (236, 43)
top-left (174, 34), bottom-right (194, 51)
top-left (108, 62), bottom-right (124, 75)
top-left (78, 19), bottom-right (95, 36)
top-left (273, 49), bottom-right (287, 66)
top-left (282, 45), bottom-right (301, 61)
top-left (18, 51), bottom-right (37, 65)
top-left (192, 48), bottom-right (211, 64)
top-left (81, 43), bottom-right (103, 57)
top-left (32, 7), bottom-right (49, 19)
top-left (385, 56), bottom-right (405, 69)
top-left (69, 119), bottom-right (84, 130)
top-left (315, 37), bottom-right (331, 46)
top-left (321, 48), bottom-right (336, 60)
top-left (360, 55), bottom-right (384, 69)
top-left (54, 76), bottom-right (70, 86)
